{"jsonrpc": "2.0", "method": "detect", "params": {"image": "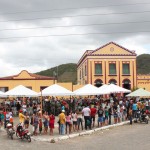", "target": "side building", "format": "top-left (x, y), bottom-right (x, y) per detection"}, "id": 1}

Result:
top-left (0, 70), bottom-right (56, 92)
top-left (77, 42), bottom-right (137, 90)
